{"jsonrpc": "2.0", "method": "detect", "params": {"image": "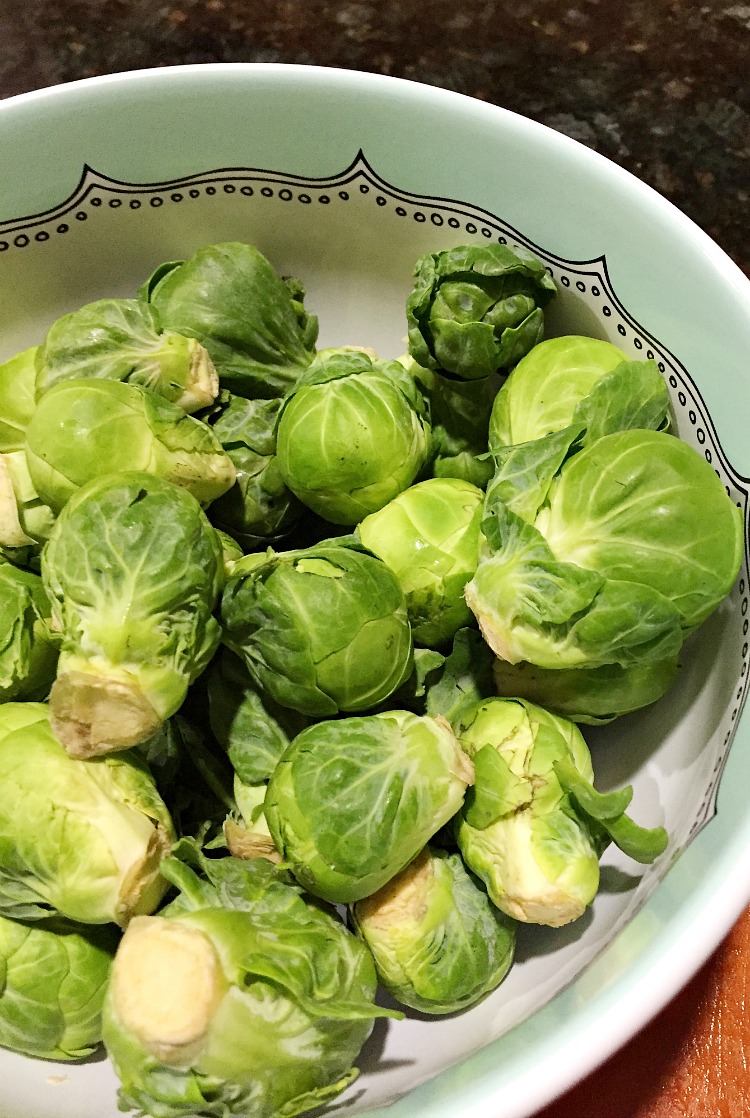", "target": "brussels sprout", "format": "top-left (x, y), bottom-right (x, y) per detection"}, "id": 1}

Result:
top-left (488, 336), bottom-right (630, 447)
top-left (143, 241), bottom-right (318, 399)
top-left (359, 477), bottom-right (484, 647)
top-left (466, 430), bottom-right (743, 670)
top-left (0, 561), bottom-right (58, 701)
top-left (35, 298), bottom-right (218, 412)
top-left (265, 710), bottom-right (474, 903)
top-left (0, 711), bottom-right (175, 925)
top-left (221, 540), bottom-right (413, 717)
top-left (0, 347), bottom-right (38, 453)
top-left (43, 472), bottom-right (223, 758)
top-left (406, 243), bottom-right (556, 381)
top-left (275, 348), bottom-right (431, 525)
top-left (0, 450), bottom-right (56, 553)
top-left (537, 429), bottom-right (743, 632)
top-left (0, 914), bottom-right (118, 1060)
top-left (352, 845), bottom-right (515, 1014)
top-left (455, 698), bottom-right (667, 926)
top-left (102, 844), bottom-right (395, 1118)
top-left (24, 379), bottom-right (236, 514)
top-left (493, 656), bottom-right (680, 724)
top-left (485, 339), bottom-right (672, 522)
top-left (206, 647), bottom-right (309, 784)
top-left (203, 393), bottom-right (304, 548)
top-left (411, 359), bottom-right (499, 488)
